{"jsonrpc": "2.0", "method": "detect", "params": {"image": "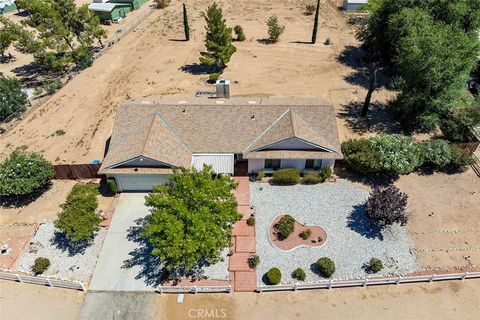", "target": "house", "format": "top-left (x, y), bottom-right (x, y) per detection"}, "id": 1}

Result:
top-left (88, 2), bottom-right (132, 22)
top-left (99, 97), bottom-right (343, 191)
top-left (110, 0), bottom-right (149, 10)
top-left (343, 0), bottom-right (368, 11)
top-left (0, 0), bottom-right (16, 14)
